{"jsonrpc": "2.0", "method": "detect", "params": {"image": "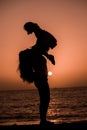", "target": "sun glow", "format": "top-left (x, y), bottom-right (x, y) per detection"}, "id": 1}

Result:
top-left (48, 71), bottom-right (53, 76)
